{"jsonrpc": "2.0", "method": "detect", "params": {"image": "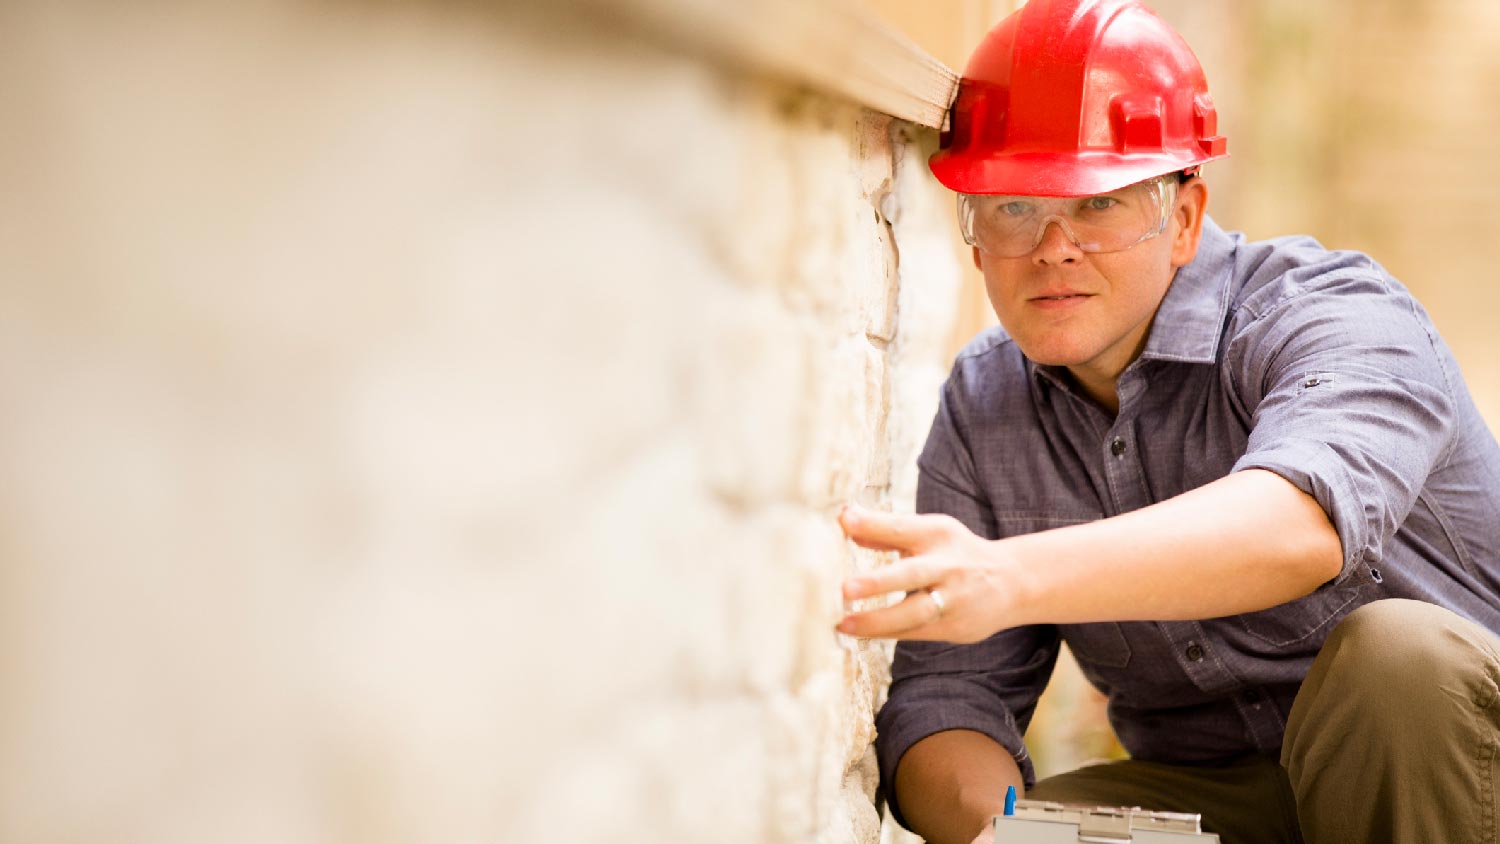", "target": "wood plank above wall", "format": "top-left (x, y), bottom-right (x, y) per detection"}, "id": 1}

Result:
top-left (540, 0), bottom-right (960, 127)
